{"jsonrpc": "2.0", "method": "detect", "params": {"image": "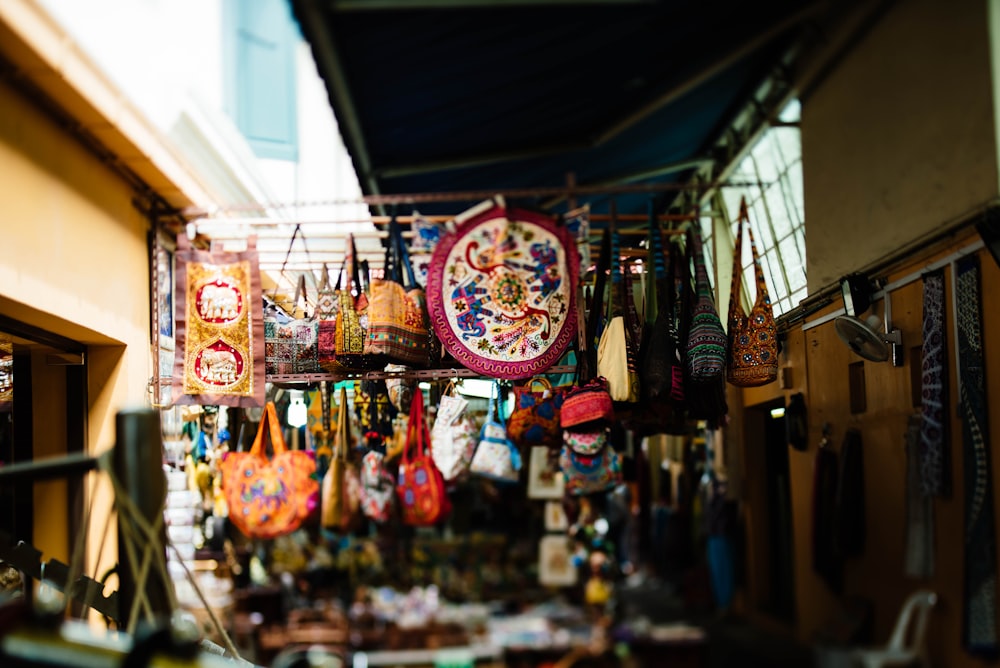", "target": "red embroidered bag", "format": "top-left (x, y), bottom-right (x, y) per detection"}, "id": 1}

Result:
top-left (396, 388), bottom-right (452, 526)
top-left (560, 376), bottom-right (614, 428)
